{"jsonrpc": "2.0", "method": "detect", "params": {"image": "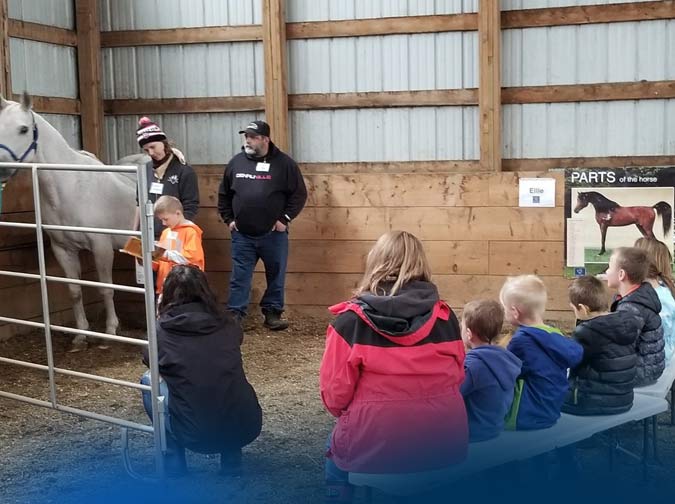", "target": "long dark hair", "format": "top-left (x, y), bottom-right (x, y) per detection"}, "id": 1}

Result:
top-left (158, 265), bottom-right (222, 318)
